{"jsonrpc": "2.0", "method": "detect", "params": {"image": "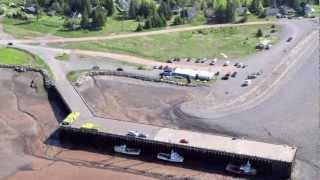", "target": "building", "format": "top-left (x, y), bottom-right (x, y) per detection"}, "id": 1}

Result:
top-left (172, 68), bottom-right (215, 81)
